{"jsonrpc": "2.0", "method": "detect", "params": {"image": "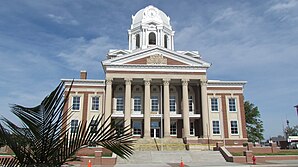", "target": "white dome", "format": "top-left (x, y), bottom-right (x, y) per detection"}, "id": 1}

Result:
top-left (131, 5), bottom-right (171, 30)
